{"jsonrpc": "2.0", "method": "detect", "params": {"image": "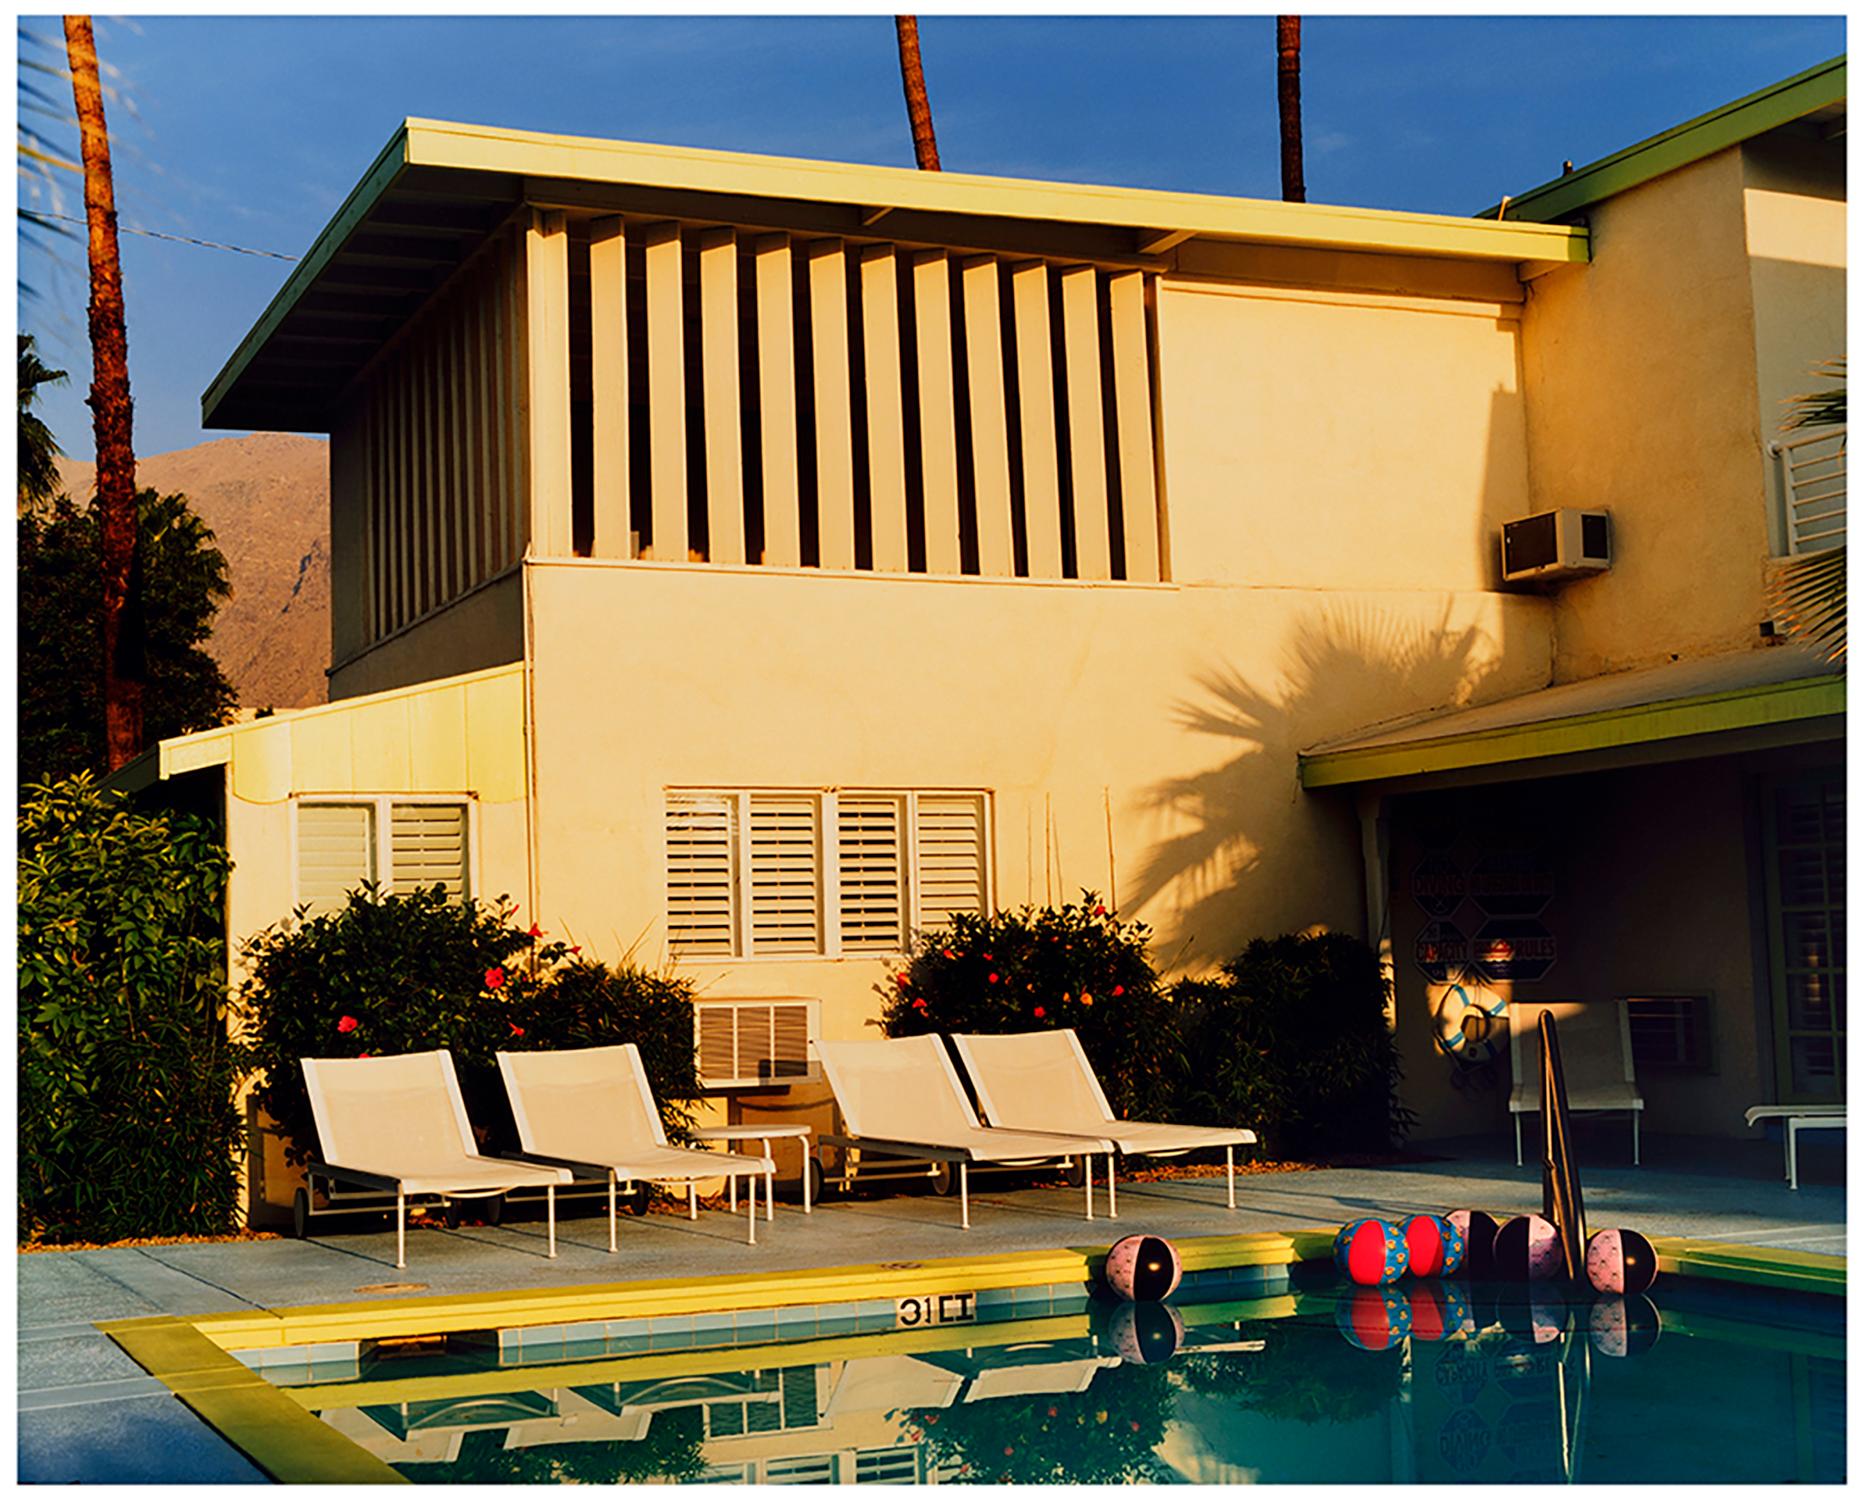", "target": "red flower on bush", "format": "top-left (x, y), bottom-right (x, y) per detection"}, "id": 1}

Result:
top-left (941, 948), bottom-right (955, 960)
top-left (1094, 904), bottom-right (1107, 916)
top-left (357, 1052), bottom-right (371, 1059)
top-left (527, 923), bottom-right (543, 938)
top-left (1080, 994), bottom-right (1094, 1007)
top-left (896, 971), bottom-right (910, 984)
top-left (913, 997), bottom-right (929, 1012)
top-left (336, 1014), bottom-right (358, 1034)
top-left (1112, 984), bottom-right (1125, 996)
top-left (484, 966), bottom-right (506, 990)
top-left (1033, 1006), bottom-right (1046, 1019)
top-left (988, 972), bottom-right (1000, 984)
top-left (509, 1022), bottom-right (525, 1037)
